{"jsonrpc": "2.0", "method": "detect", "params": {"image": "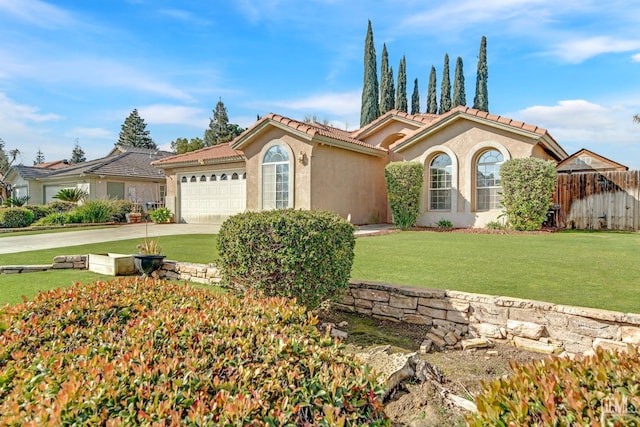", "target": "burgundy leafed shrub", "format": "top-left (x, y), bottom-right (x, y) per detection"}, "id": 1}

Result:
top-left (467, 346), bottom-right (640, 425)
top-left (0, 278), bottom-right (388, 426)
